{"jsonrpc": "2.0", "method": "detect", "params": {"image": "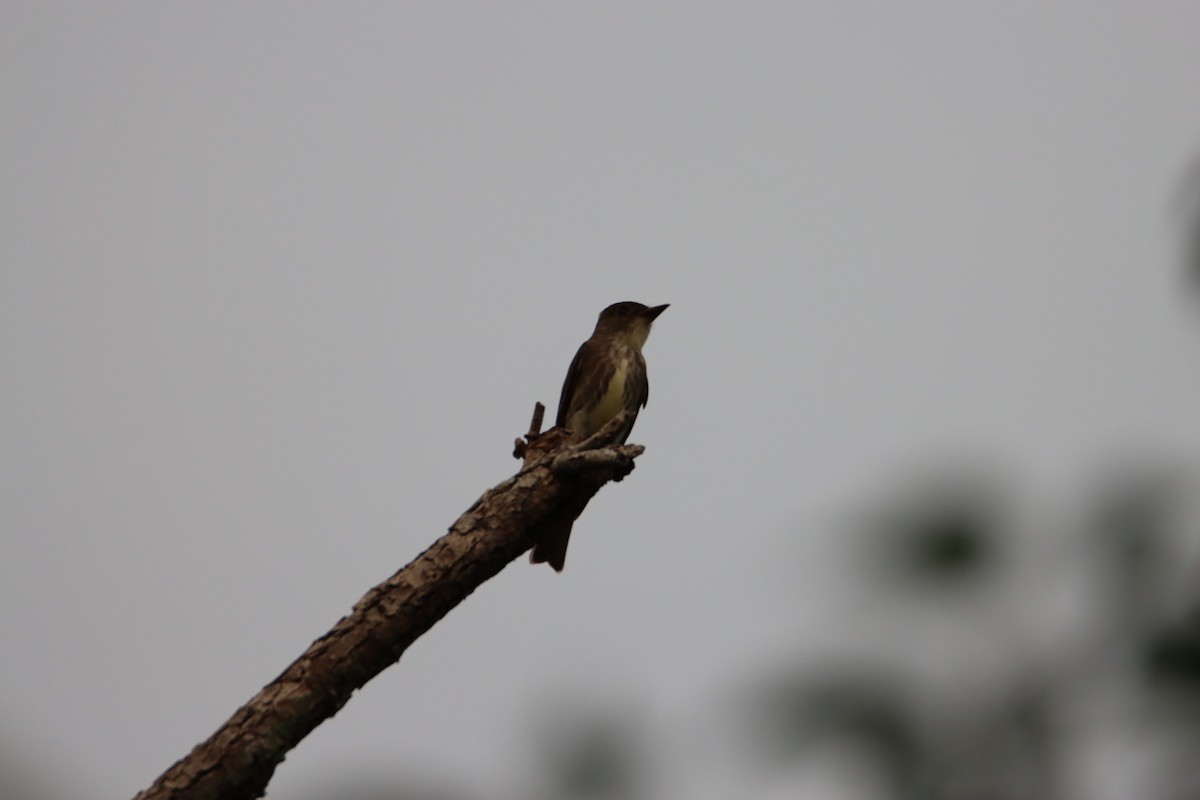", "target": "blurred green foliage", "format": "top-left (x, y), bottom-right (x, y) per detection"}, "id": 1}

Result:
top-left (531, 467), bottom-right (1200, 800)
